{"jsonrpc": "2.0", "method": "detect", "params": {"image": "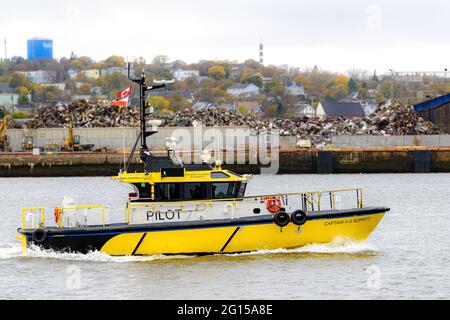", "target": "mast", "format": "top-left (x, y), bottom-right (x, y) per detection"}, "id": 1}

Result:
top-left (126, 63), bottom-right (174, 163)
